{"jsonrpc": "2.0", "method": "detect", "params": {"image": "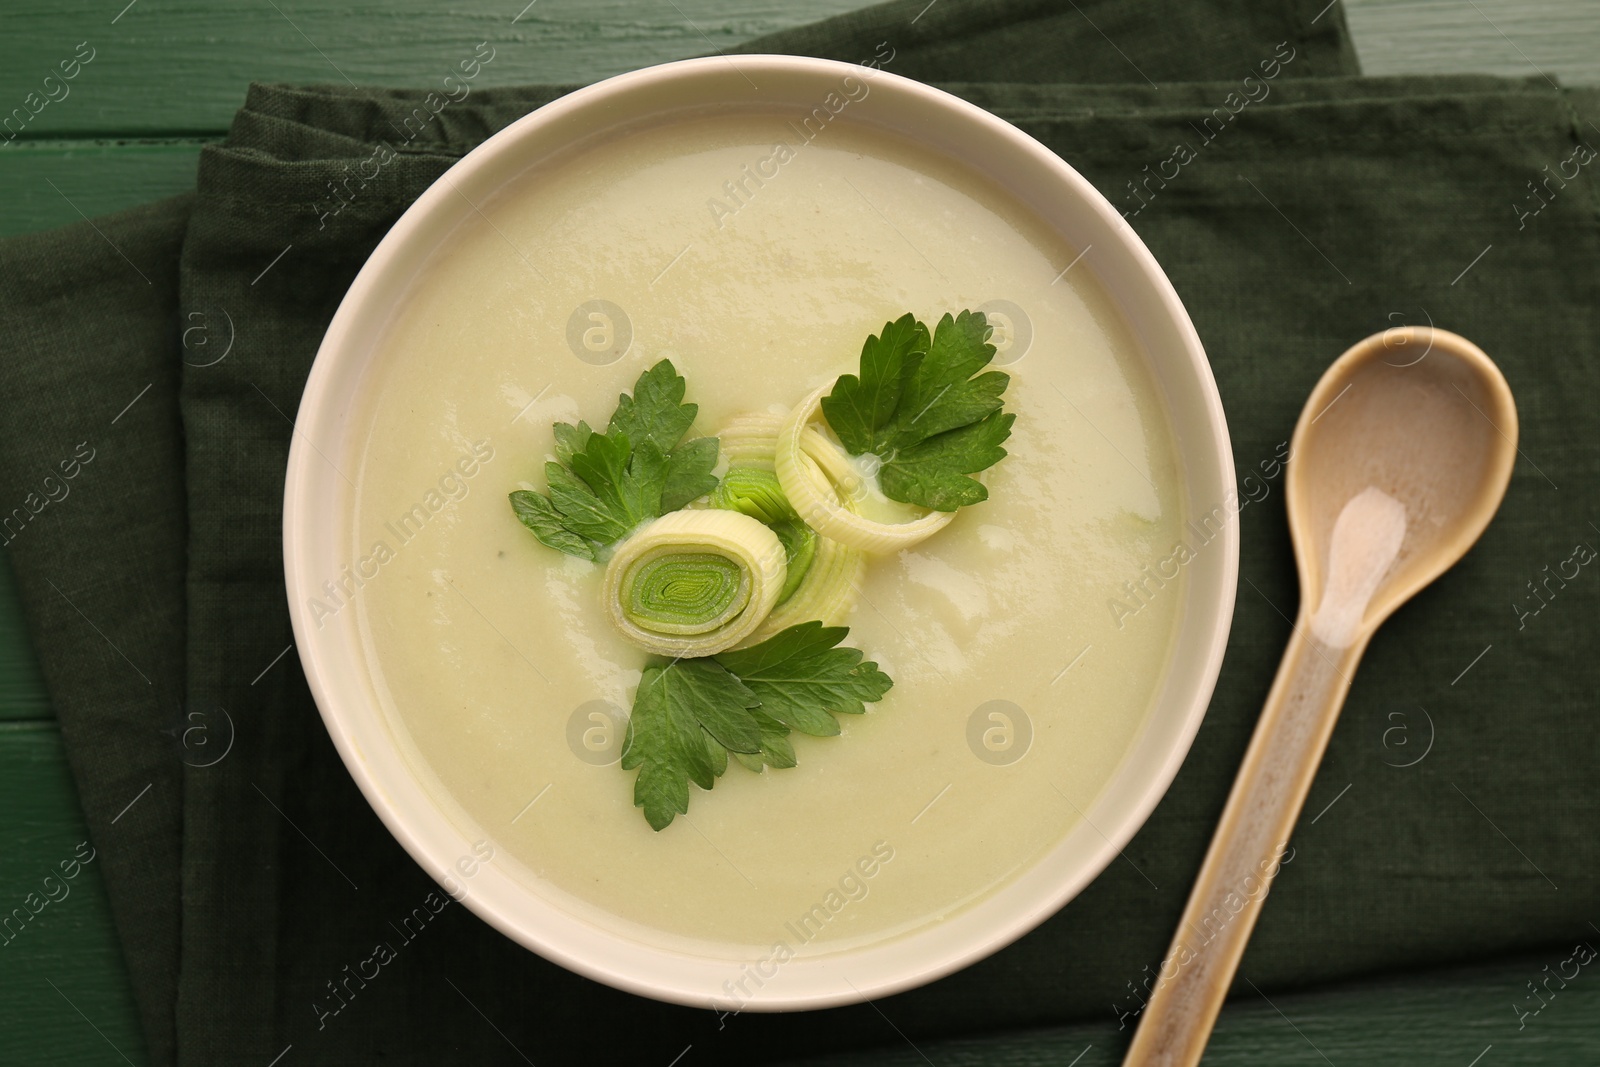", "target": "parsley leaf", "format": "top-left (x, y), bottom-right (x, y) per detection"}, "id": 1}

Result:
top-left (889, 329), bottom-right (1008, 445)
top-left (820, 313), bottom-right (929, 455)
top-left (544, 461), bottom-right (632, 544)
top-left (622, 659), bottom-right (761, 831)
top-left (569, 432), bottom-right (643, 523)
top-left (509, 490), bottom-right (593, 560)
top-left (552, 420), bottom-right (593, 466)
top-left (820, 310), bottom-right (1015, 511)
top-left (620, 623), bottom-right (894, 830)
top-left (668, 659), bottom-right (763, 755)
top-left (608, 359), bottom-right (698, 452)
top-left (732, 708), bottom-right (797, 772)
top-left (660, 436), bottom-right (719, 512)
top-left (878, 409), bottom-right (1016, 511)
top-left (898, 309), bottom-right (999, 428)
top-left (510, 361), bottom-right (720, 558)
top-left (714, 621), bottom-right (893, 737)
